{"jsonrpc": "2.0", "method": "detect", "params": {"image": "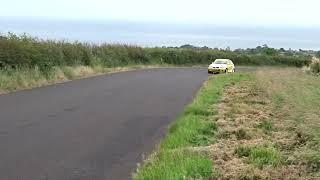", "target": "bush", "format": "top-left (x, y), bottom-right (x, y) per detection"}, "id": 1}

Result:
top-left (0, 33), bottom-right (312, 73)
